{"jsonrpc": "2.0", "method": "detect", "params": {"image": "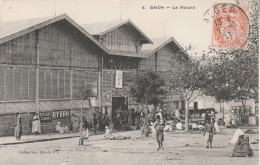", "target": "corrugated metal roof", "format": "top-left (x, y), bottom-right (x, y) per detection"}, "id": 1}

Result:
top-left (0, 14), bottom-right (108, 53)
top-left (81, 19), bottom-right (152, 44)
top-left (81, 20), bottom-right (125, 35)
top-left (139, 38), bottom-right (170, 55)
top-left (0, 16), bottom-right (53, 40)
top-left (139, 37), bottom-right (191, 60)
